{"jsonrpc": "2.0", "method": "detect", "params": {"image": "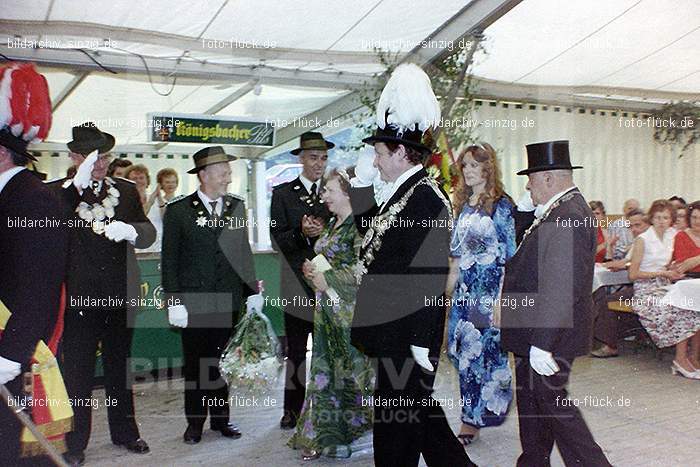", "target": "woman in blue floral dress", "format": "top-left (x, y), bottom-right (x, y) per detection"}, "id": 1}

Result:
top-left (288, 169), bottom-right (373, 460)
top-left (445, 143), bottom-right (516, 445)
